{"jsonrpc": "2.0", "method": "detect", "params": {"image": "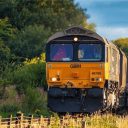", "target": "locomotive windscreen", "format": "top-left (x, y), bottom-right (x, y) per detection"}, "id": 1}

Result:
top-left (47, 42), bottom-right (105, 62)
top-left (50, 44), bottom-right (73, 61)
top-left (78, 44), bottom-right (102, 61)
